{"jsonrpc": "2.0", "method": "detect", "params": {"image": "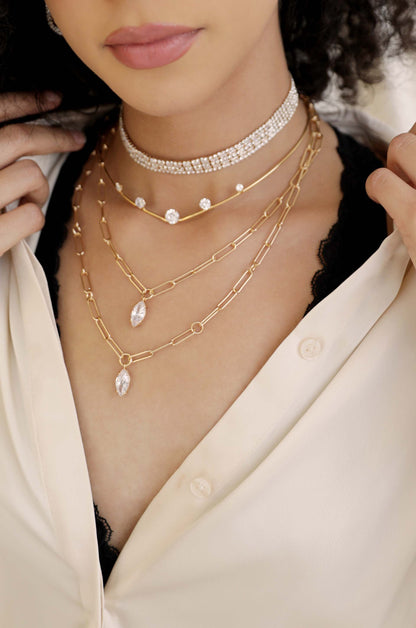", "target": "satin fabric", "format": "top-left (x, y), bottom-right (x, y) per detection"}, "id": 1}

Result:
top-left (1, 107), bottom-right (415, 627)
